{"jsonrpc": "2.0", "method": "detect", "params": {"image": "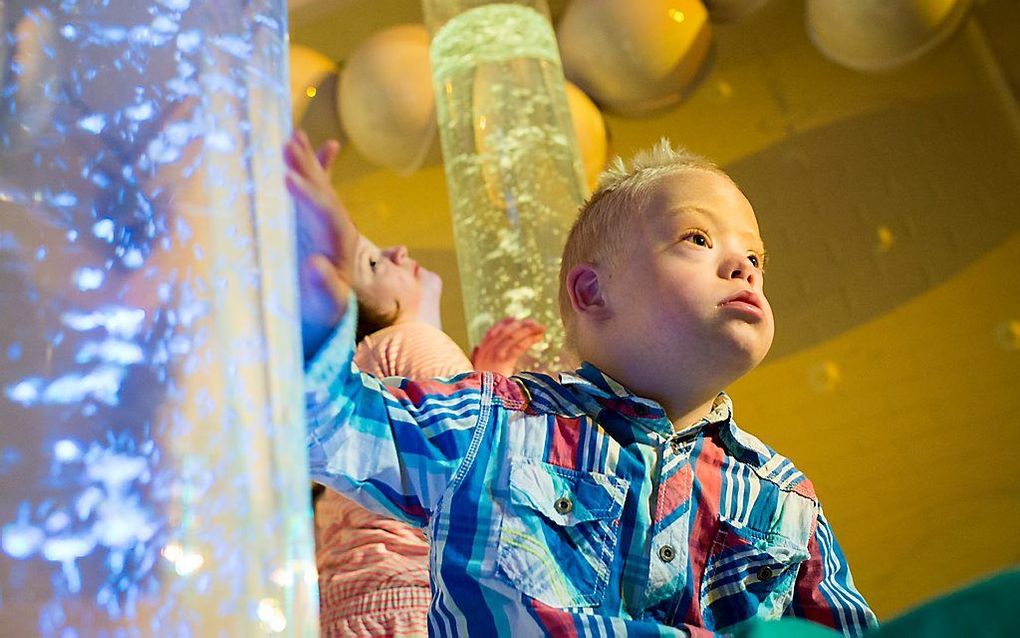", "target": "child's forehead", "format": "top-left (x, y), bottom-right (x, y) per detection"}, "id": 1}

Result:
top-left (358, 235), bottom-right (382, 255)
top-left (640, 174), bottom-right (765, 245)
top-left (647, 168), bottom-right (741, 204)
